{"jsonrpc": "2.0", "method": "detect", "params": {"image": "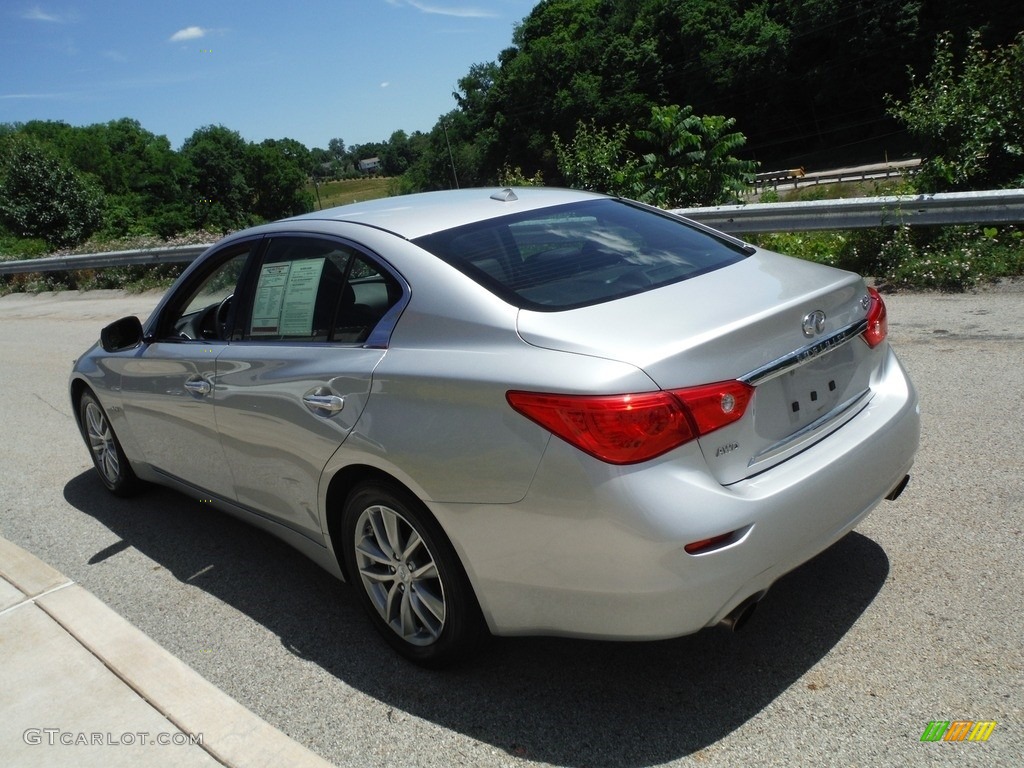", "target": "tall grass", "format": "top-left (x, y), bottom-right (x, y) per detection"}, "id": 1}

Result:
top-left (306, 177), bottom-right (391, 210)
